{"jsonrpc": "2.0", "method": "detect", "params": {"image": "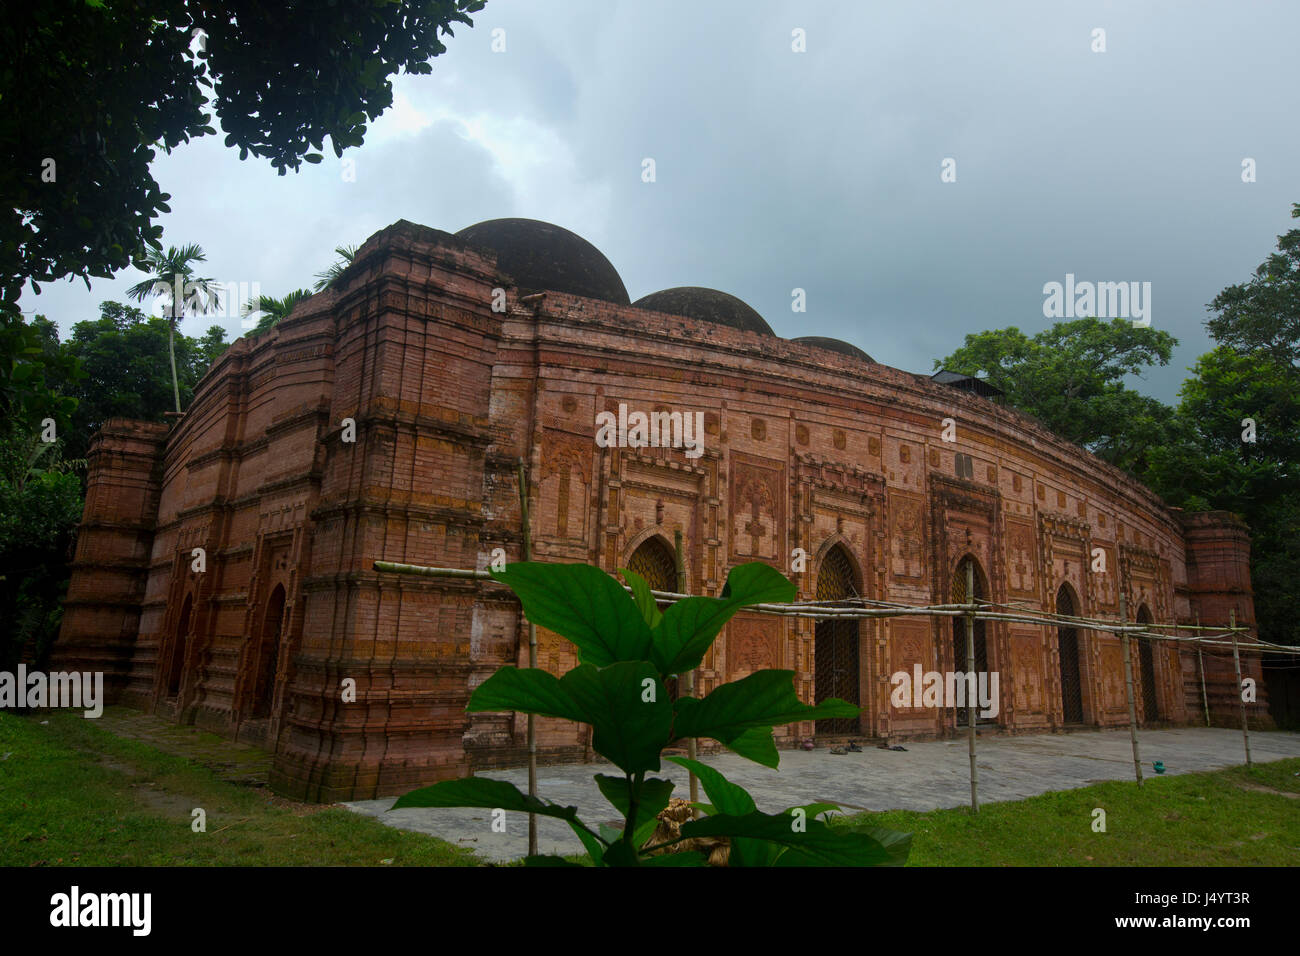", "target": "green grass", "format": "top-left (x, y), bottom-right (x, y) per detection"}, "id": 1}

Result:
top-left (835, 757), bottom-right (1300, 865)
top-left (0, 709), bottom-right (482, 866)
top-left (4, 708), bottom-right (1298, 866)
